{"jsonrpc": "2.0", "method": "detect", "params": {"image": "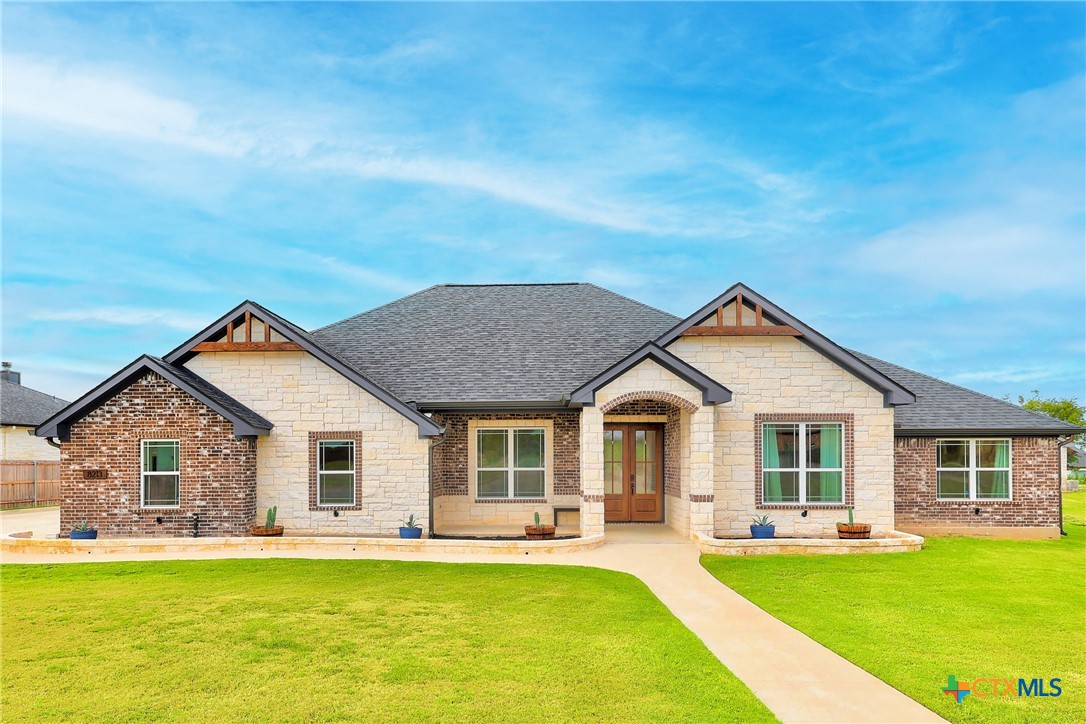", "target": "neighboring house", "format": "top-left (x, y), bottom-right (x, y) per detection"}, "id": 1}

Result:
top-left (1, 363), bottom-right (69, 461)
top-left (36, 283), bottom-right (1082, 540)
